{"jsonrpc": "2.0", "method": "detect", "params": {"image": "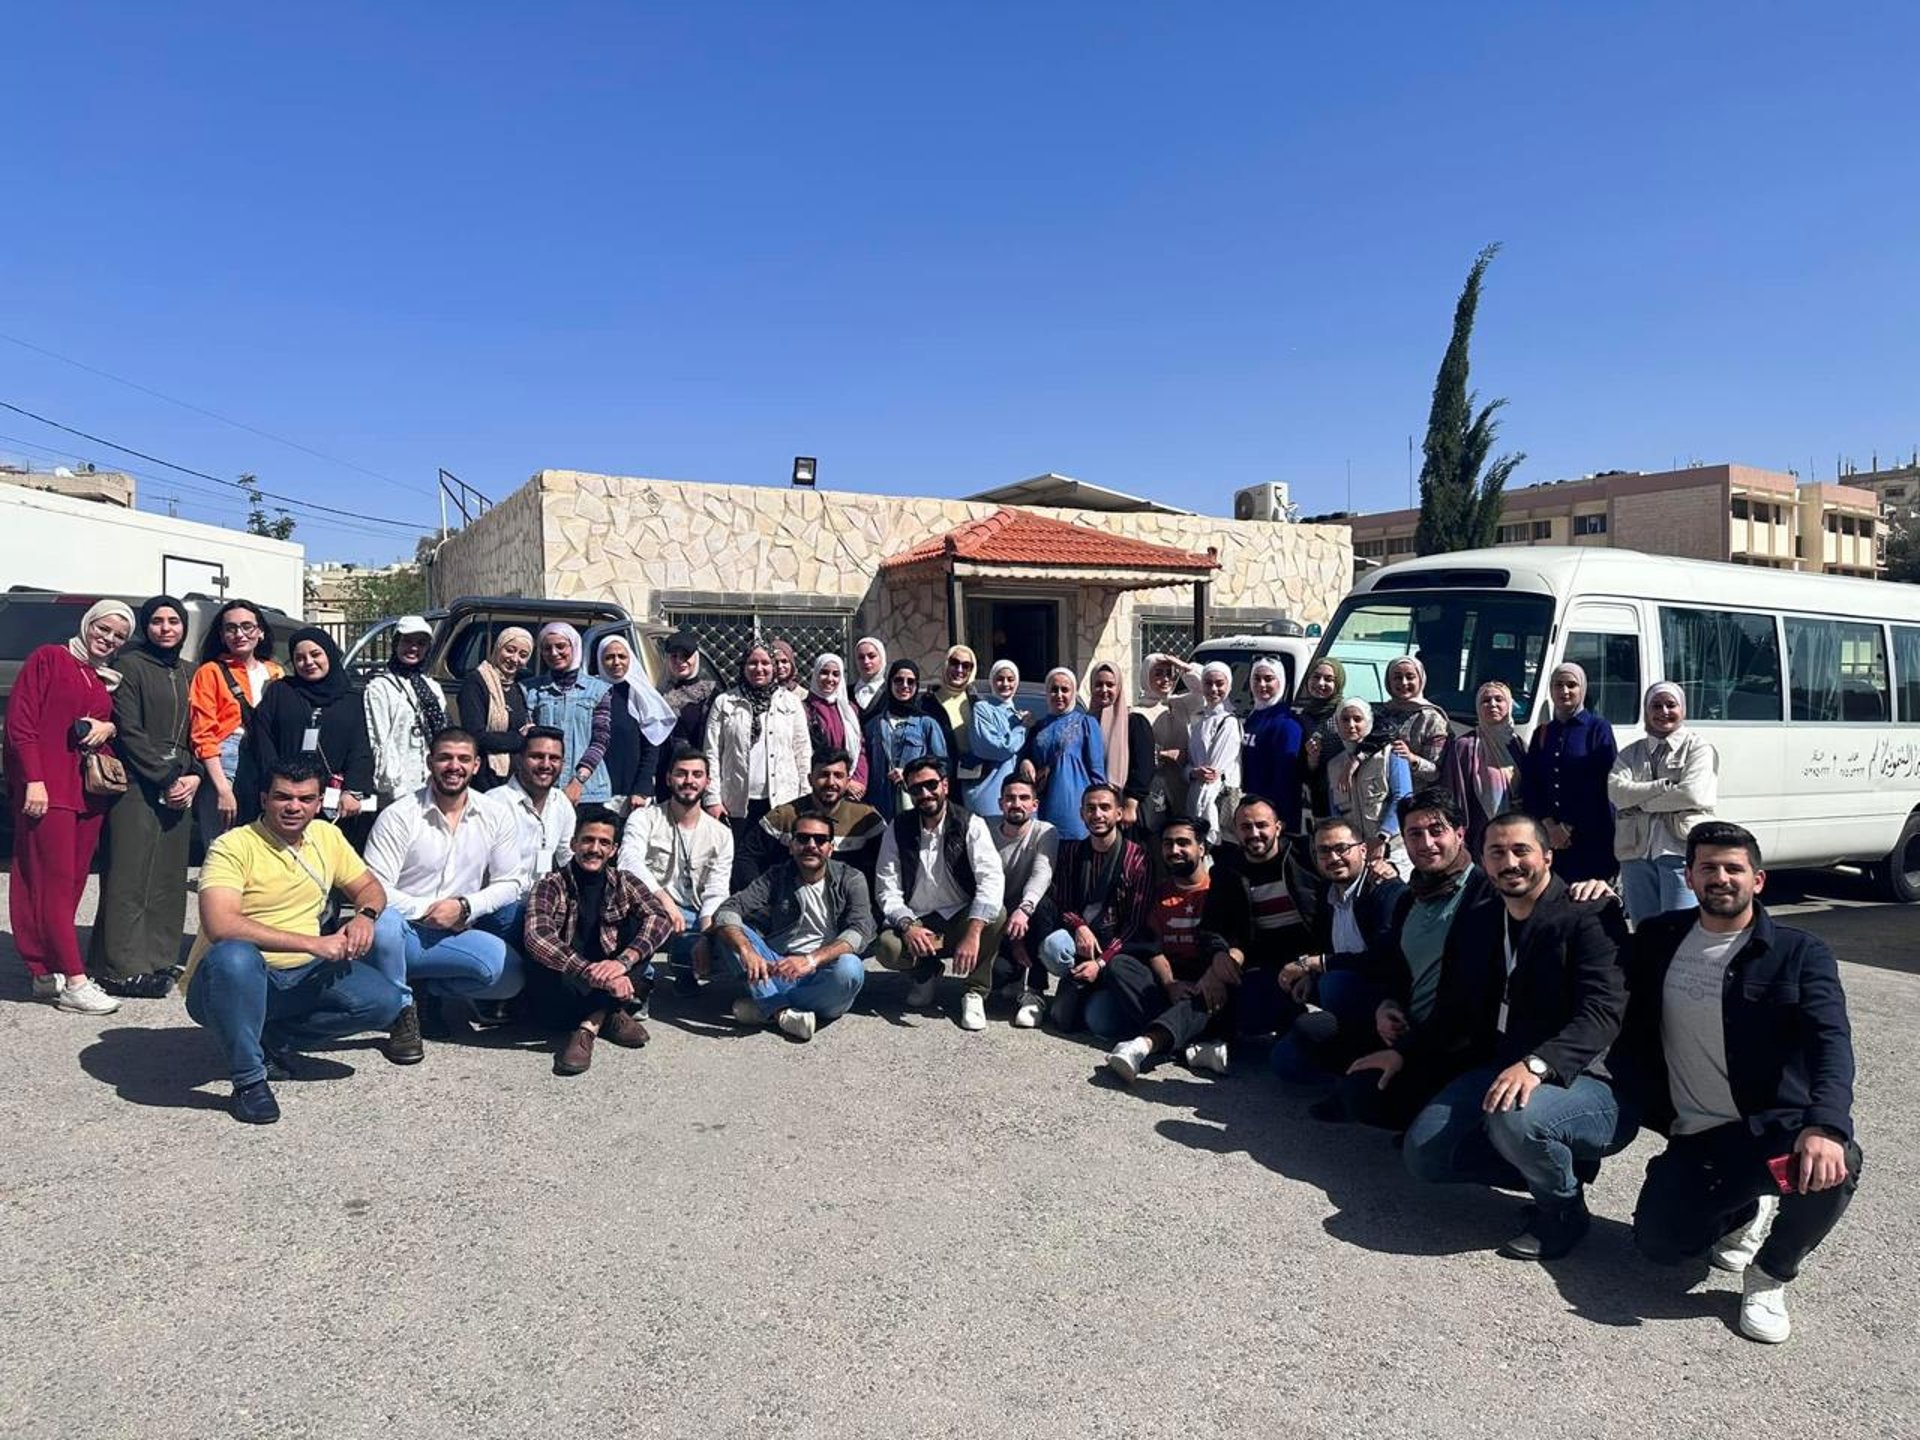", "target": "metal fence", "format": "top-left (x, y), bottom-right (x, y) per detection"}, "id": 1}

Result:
top-left (1139, 618), bottom-right (1198, 662)
top-left (662, 607), bottom-right (853, 679)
